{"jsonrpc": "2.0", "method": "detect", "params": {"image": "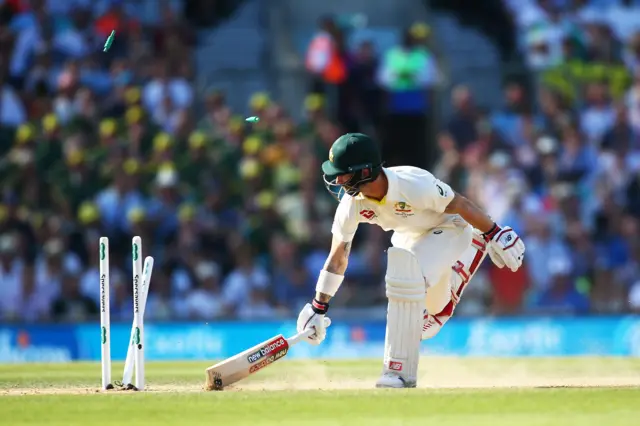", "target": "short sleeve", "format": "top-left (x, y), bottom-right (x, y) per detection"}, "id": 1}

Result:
top-left (331, 198), bottom-right (359, 242)
top-left (419, 175), bottom-right (455, 213)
